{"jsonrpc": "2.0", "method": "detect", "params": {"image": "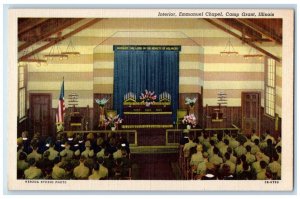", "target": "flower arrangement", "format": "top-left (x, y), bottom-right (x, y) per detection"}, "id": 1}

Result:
top-left (95, 98), bottom-right (109, 107)
top-left (182, 114), bottom-right (197, 127)
top-left (185, 97), bottom-right (197, 107)
top-left (104, 114), bottom-right (123, 128)
top-left (140, 90), bottom-right (157, 103)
